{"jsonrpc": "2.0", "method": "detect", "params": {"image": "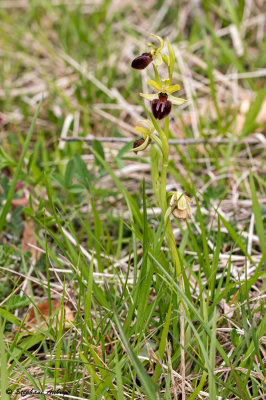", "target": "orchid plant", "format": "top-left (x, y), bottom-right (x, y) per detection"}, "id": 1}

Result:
top-left (131, 34), bottom-right (191, 278)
